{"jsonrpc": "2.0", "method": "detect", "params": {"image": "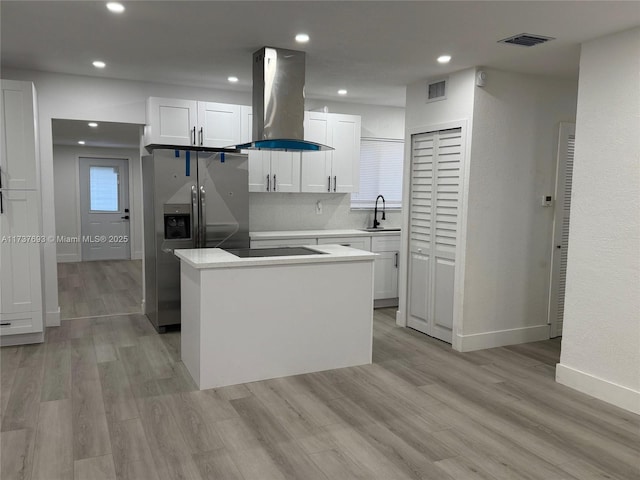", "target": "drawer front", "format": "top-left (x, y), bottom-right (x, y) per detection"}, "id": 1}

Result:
top-left (0, 313), bottom-right (40, 336)
top-left (251, 238), bottom-right (318, 248)
top-left (317, 236), bottom-right (371, 252)
top-left (372, 235), bottom-right (401, 252)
